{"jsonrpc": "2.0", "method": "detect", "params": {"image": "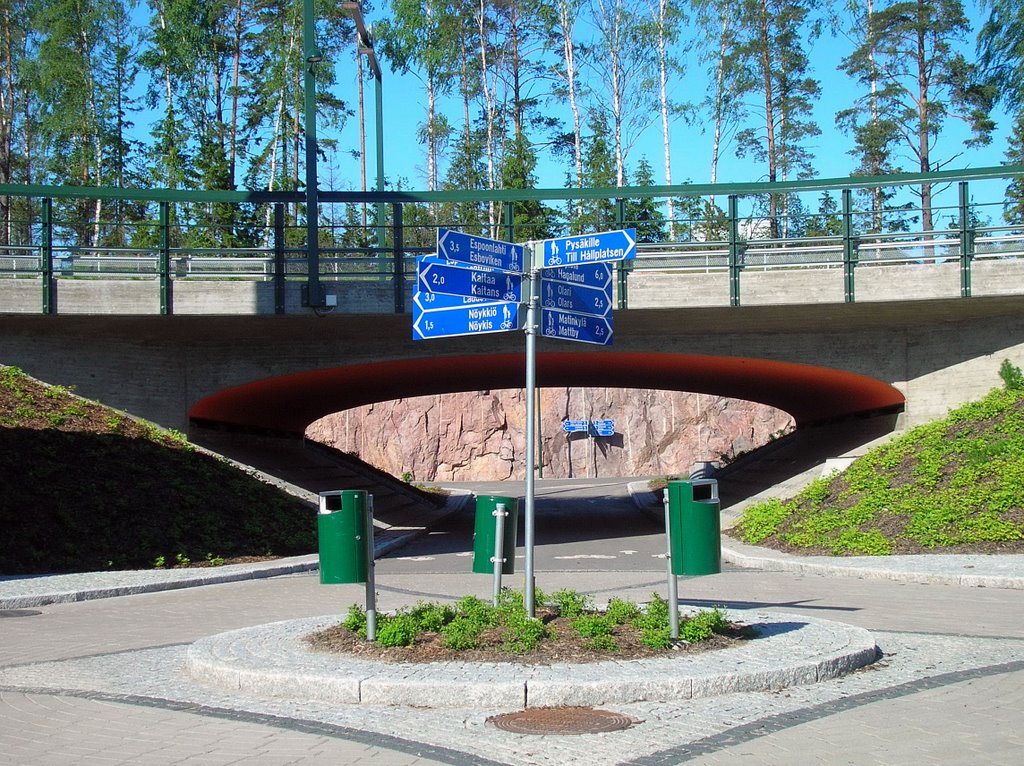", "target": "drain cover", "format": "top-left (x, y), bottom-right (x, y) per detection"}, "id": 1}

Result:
top-left (488, 707), bottom-right (636, 735)
top-left (0, 609), bottom-right (42, 618)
